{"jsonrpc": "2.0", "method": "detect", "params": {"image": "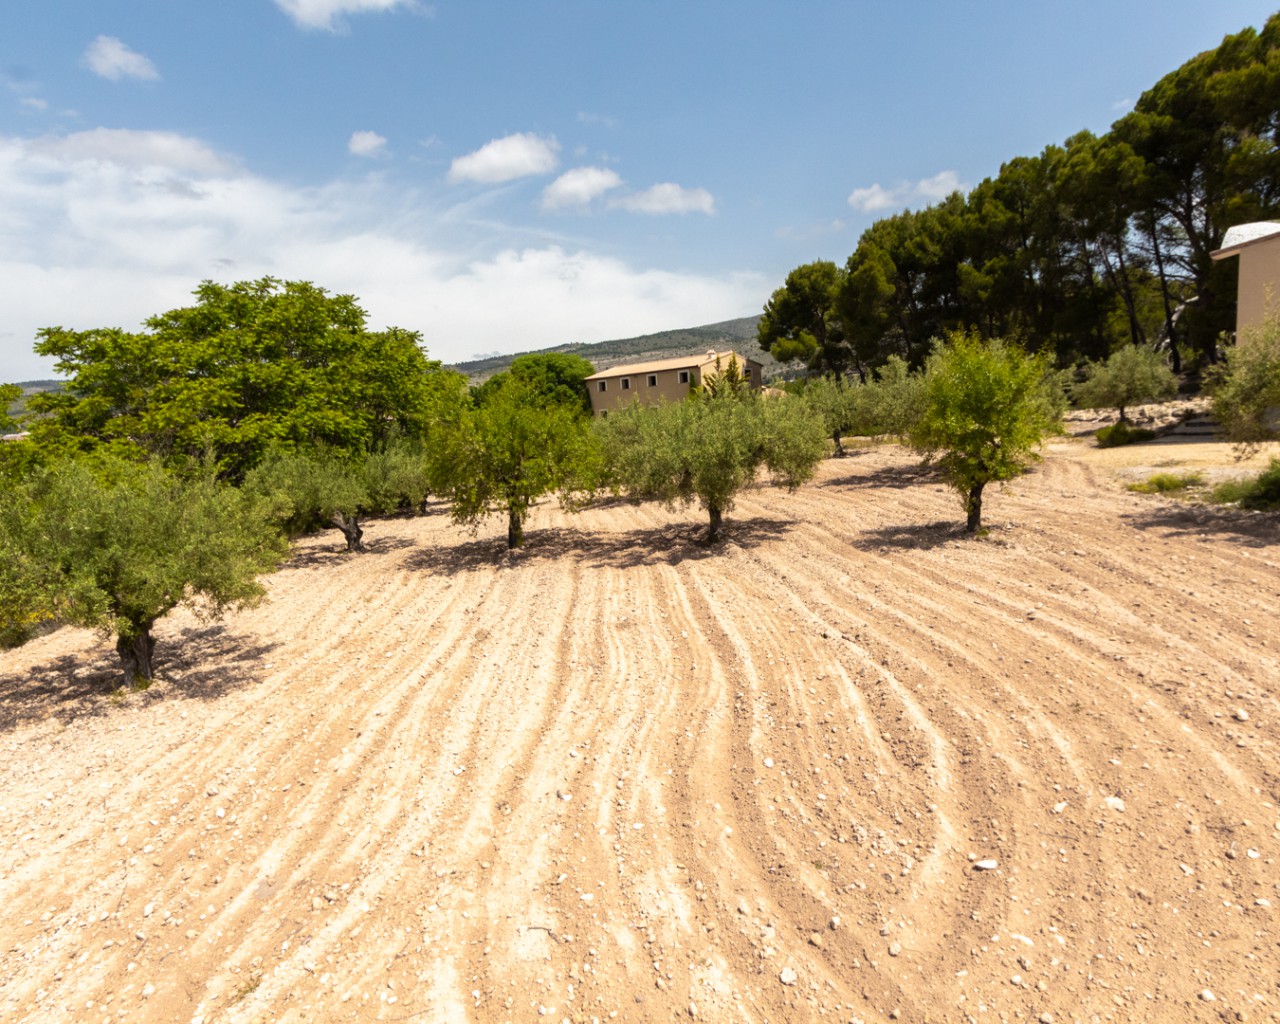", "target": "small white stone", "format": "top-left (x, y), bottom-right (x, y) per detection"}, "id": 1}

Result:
top-left (779, 967), bottom-right (798, 986)
top-left (580, 893), bottom-right (594, 903)
top-left (1199, 989), bottom-right (1215, 1002)
top-left (1052, 801), bottom-right (1068, 814)
top-left (973, 859), bottom-right (999, 871)
top-left (1234, 708), bottom-right (1250, 722)
top-left (141, 983), bottom-right (156, 999)
top-left (763, 758), bottom-right (774, 769)
top-left (1104, 796), bottom-right (1125, 812)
